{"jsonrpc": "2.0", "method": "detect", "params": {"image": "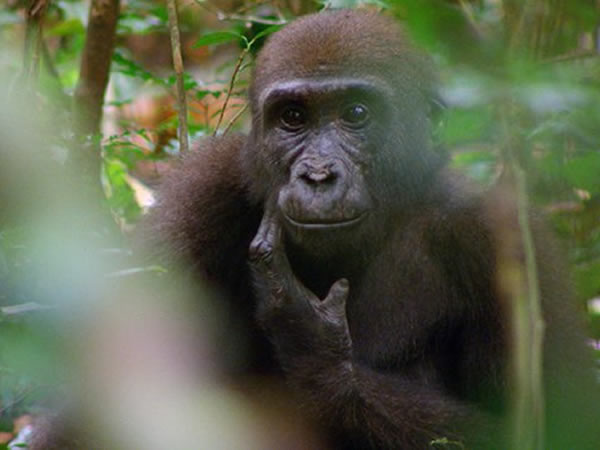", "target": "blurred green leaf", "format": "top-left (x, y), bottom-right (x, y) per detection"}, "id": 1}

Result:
top-left (112, 50), bottom-right (166, 84)
top-left (248, 25), bottom-right (284, 47)
top-left (564, 153), bottom-right (600, 194)
top-left (440, 108), bottom-right (494, 145)
top-left (194, 31), bottom-right (241, 48)
top-left (102, 159), bottom-right (142, 222)
top-left (47, 18), bottom-right (85, 37)
top-left (575, 262), bottom-right (600, 301)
